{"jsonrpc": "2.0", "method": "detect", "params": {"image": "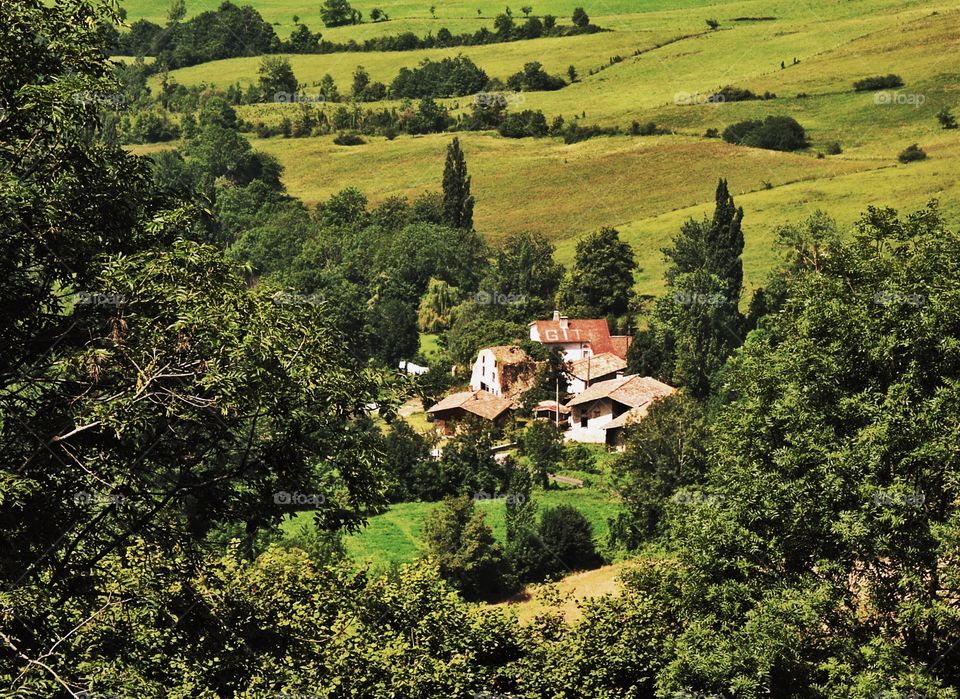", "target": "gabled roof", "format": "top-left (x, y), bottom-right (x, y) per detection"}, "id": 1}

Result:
top-left (427, 390), bottom-right (515, 420)
top-left (565, 374), bottom-right (675, 409)
top-left (567, 352), bottom-right (627, 381)
top-left (530, 318), bottom-right (617, 355)
top-left (534, 400), bottom-right (571, 415)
